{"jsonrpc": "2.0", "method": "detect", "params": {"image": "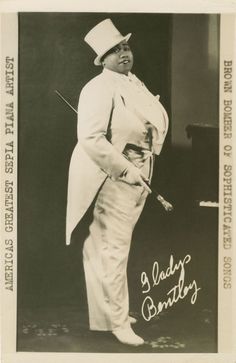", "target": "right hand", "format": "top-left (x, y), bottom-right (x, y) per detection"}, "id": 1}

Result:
top-left (120, 165), bottom-right (152, 193)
